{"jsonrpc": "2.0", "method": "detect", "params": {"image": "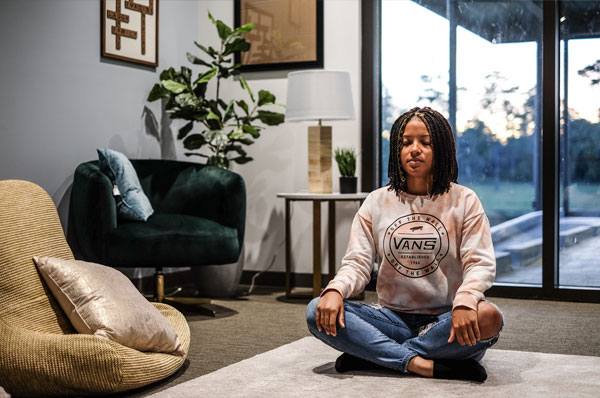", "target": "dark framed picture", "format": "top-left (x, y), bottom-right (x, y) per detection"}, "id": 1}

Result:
top-left (102, 0), bottom-right (159, 67)
top-left (234, 0), bottom-right (323, 72)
